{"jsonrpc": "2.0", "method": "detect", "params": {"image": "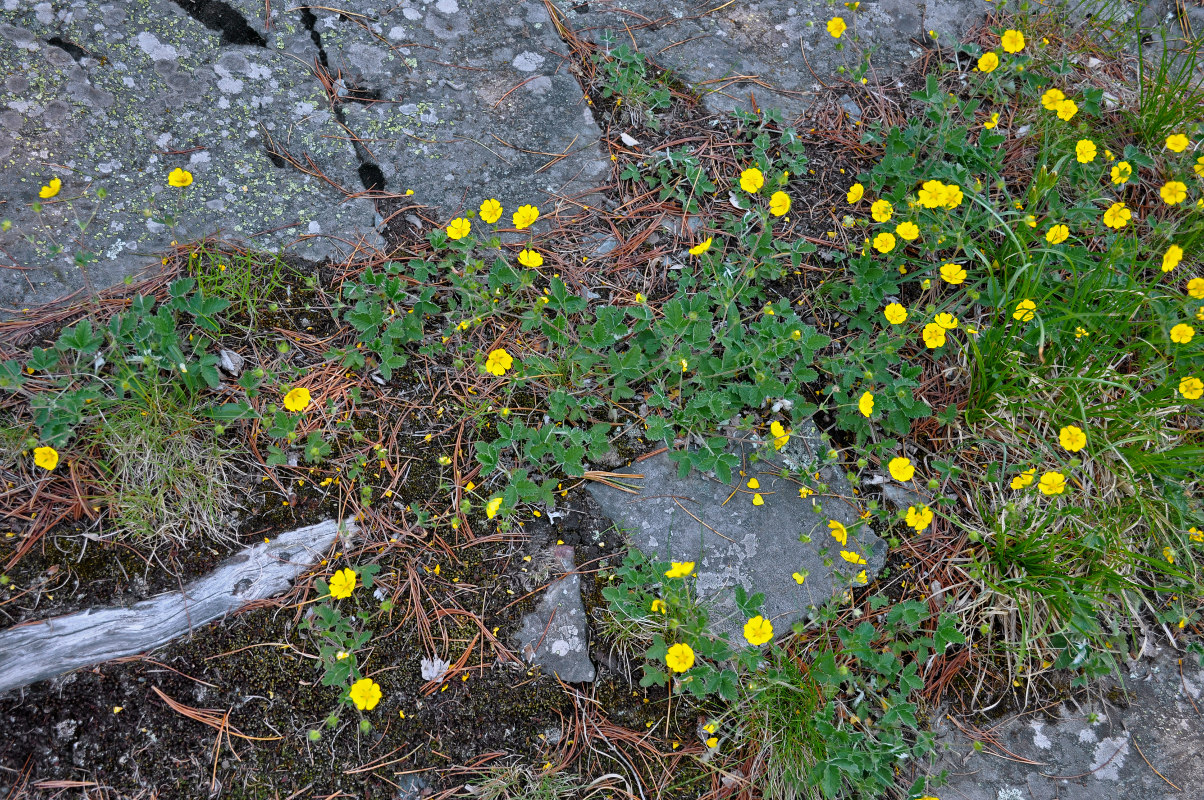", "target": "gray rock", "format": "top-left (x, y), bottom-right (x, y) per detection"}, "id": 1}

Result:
top-left (929, 648), bottom-right (1204, 799)
top-left (218, 348), bottom-right (244, 377)
top-left (0, 0), bottom-right (385, 313)
top-left (0, 0), bottom-right (608, 312)
top-left (588, 425), bottom-right (885, 644)
top-left (516, 545), bottom-right (595, 682)
top-left (324, 0), bottom-right (610, 221)
top-left (554, 0), bottom-right (981, 120)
